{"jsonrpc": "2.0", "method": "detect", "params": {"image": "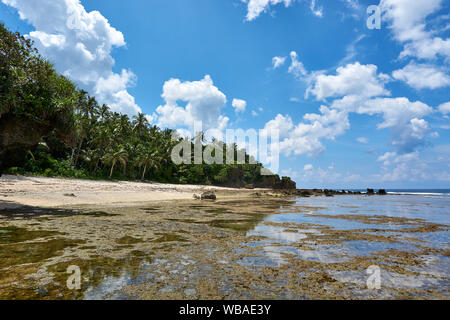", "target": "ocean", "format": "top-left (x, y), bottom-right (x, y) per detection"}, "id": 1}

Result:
top-left (349, 189), bottom-right (450, 196)
top-left (1, 192), bottom-right (448, 299)
top-left (387, 189), bottom-right (450, 196)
